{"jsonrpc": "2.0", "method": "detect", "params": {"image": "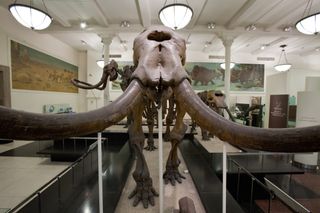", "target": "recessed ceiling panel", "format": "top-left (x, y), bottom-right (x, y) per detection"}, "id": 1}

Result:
top-left (197, 0), bottom-right (247, 25)
top-left (99, 0), bottom-right (140, 24)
